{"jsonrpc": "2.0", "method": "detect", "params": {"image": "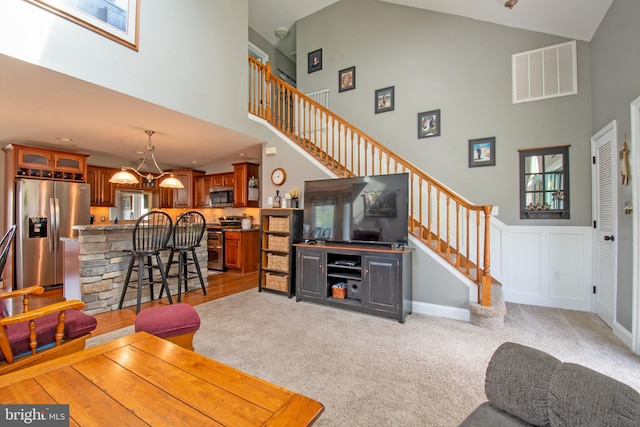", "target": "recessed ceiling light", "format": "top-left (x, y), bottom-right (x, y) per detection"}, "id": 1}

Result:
top-left (237, 153), bottom-right (246, 157)
top-left (191, 160), bottom-right (198, 164)
top-left (56, 137), bottom-right (72, 142)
